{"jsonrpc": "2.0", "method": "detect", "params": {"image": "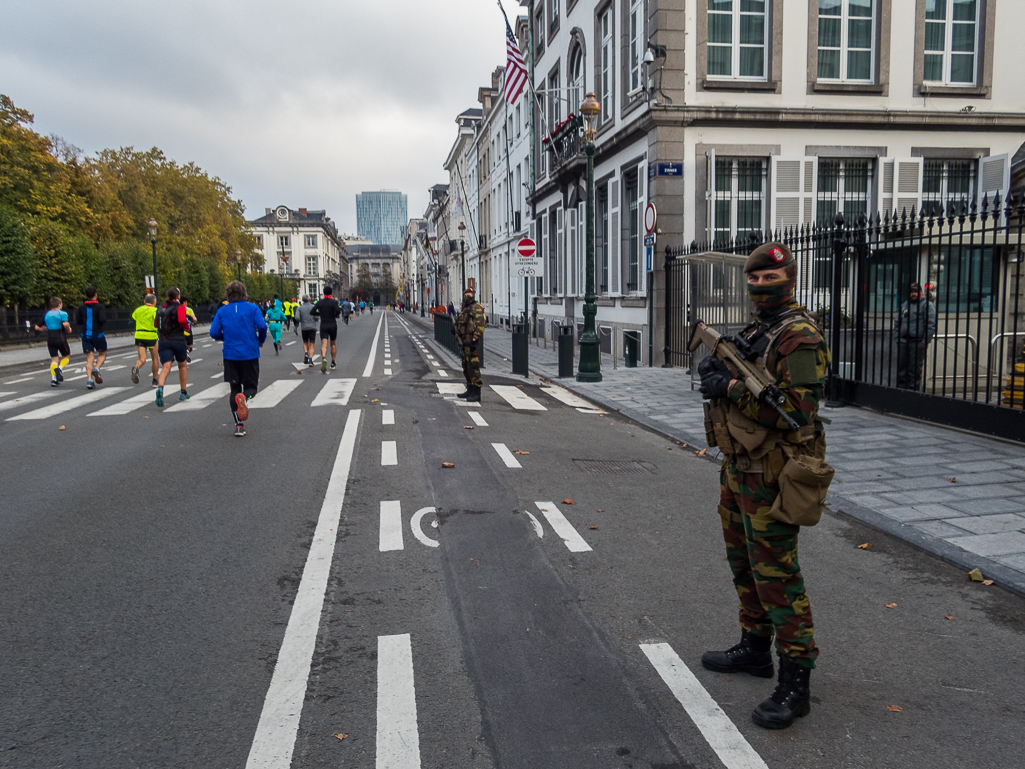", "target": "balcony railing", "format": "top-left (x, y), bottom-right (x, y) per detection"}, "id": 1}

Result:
top-left (542, 114), bottom-right (583, 173)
